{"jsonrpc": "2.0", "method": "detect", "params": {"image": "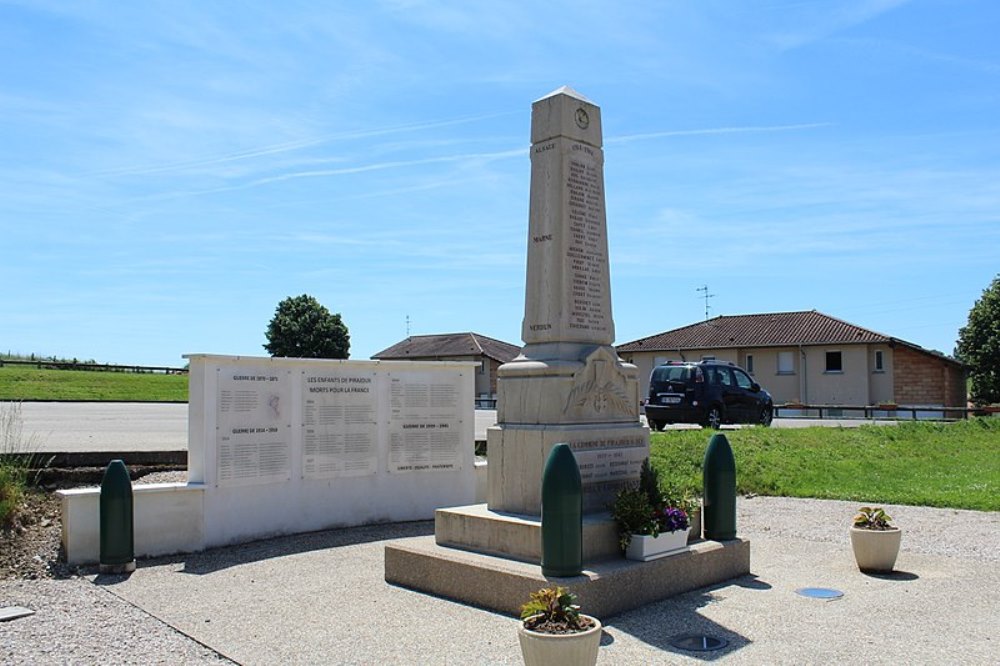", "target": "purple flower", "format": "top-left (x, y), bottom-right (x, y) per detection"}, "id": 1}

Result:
top-left (658, 506), bottom-right (689, 533)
